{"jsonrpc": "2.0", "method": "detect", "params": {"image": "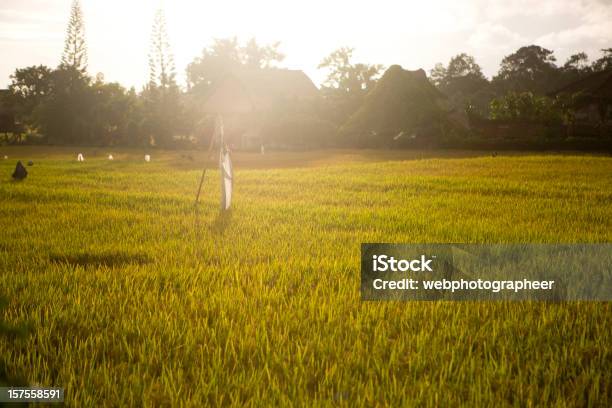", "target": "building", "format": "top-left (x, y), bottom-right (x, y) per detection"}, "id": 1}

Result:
top-left (551, 70), bottom-right (612, 125)
top-left (201, 68), bottom-right (319, 149)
